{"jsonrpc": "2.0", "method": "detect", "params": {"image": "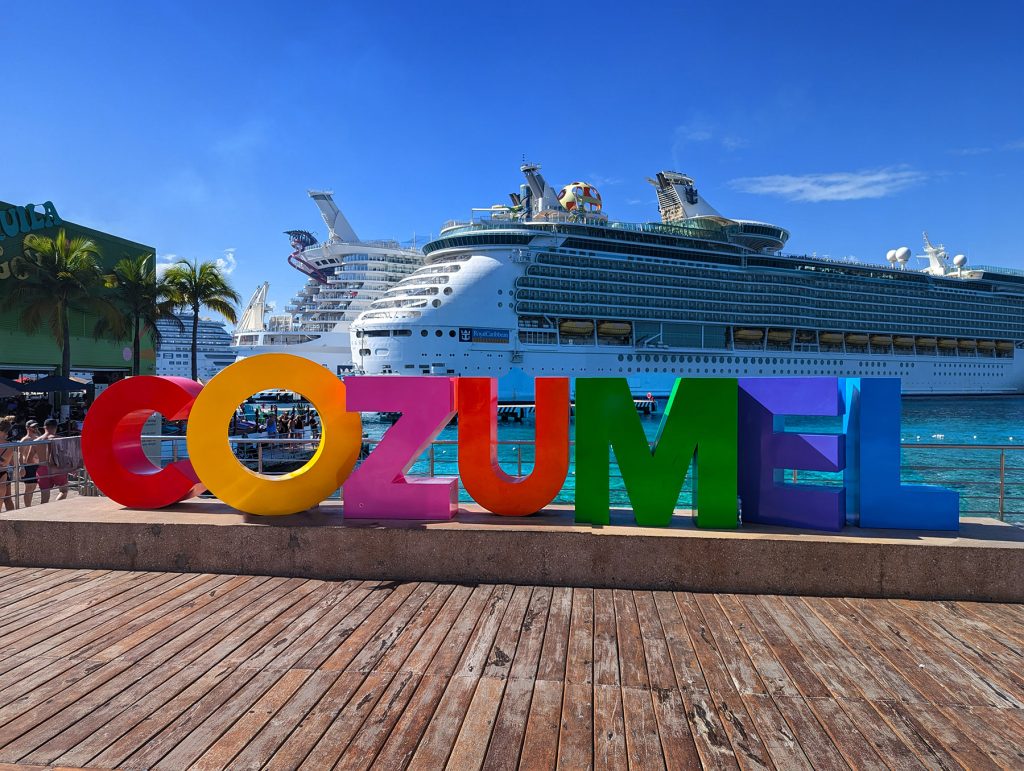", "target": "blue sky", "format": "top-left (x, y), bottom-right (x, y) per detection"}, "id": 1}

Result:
top-left (3, 1), bottom-right (1023, 311)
